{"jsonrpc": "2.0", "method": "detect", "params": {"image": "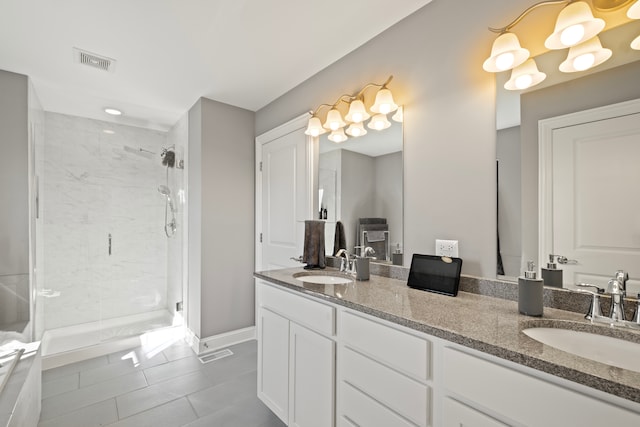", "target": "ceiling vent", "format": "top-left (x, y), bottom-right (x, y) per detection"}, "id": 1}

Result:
top-left (73, 48), bottom-right (116, 73)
